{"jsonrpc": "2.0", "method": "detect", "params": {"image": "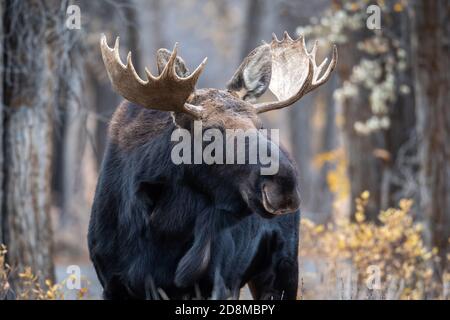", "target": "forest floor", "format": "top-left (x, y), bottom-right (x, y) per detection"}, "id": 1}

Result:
top-left (55, 263), bottom-right (253, 300)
